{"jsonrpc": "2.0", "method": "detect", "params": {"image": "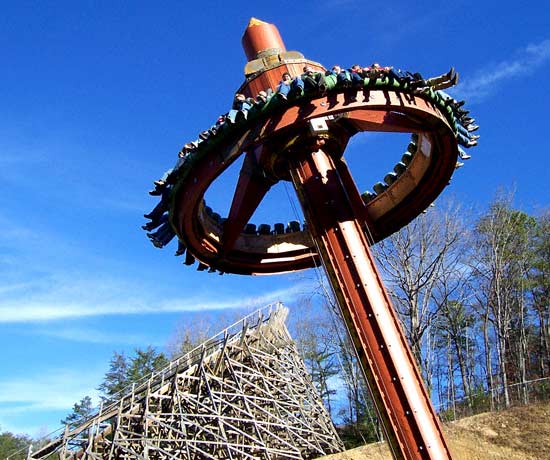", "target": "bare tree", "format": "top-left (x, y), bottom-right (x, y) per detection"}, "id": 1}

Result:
top-left (291, 298), bottom-right (340, 417)
top-left (436, 299), bottom-right (477, 409)
top-left (166, 310), bottom-right (243, 358)
top-left (530, 212), bottom-right (550, 378)
top-left (471, 192), bottom-right (535, 408)
top-left (291, 287), bottom-right (382, 446)
top-left (373, 200), bottom-right (469, 389)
